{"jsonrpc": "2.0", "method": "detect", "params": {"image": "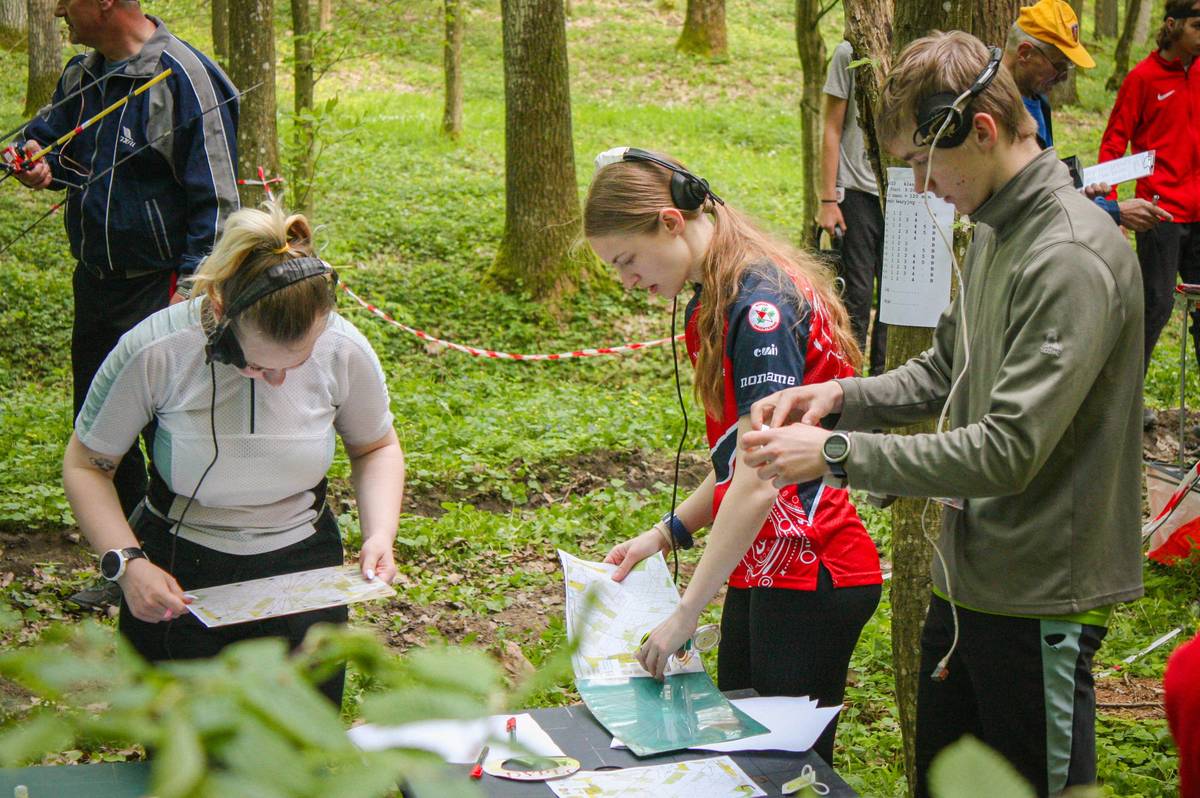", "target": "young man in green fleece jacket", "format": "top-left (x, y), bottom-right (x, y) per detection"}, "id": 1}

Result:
top-left (740, 31), bottom-right (1144, 798)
